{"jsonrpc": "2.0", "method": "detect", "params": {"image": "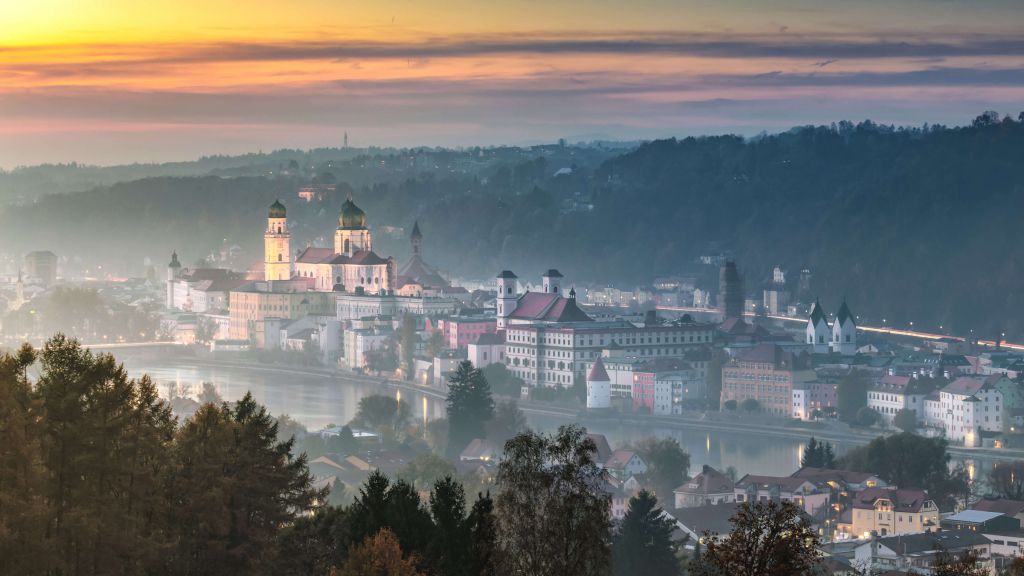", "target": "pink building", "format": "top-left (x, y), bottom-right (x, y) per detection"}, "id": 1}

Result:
top-left (632, 371), bottom-right (656, 412)
top-left (437, 316), bottom-right (498, 350)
